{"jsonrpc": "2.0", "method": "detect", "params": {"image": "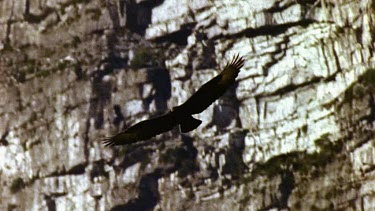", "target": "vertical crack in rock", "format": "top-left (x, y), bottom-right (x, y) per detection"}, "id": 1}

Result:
top-left (143, 67), bottom-right (172, 112)
top-left (221, 130), bottom-right (248, 180)
top-left (84, 62), bottom-right (115, 159)
top-left (330, 38), bottom-right (343, 74)
top-left (90, 70), bottom-right (112, 129)
top-left (106, 0), bottom-right (121, 30)
top-left (44, 195), bottom-right (57, 211)
top-left (83, 29), bottom-right (127, 154)
top-left (73, 62), bottom-right (84, 80)
top-left (255, 96), bottom-right (261, 125)
top-left (319, 39), bottom-right (331, 76)
top-left (119, 0), bottom-right (125, 18)
top-left (3, 1), bottom-right (15, 50)
top-left (0, 128), bottom-right (9, 146)
top-left (112, 104), bottom-right (125, 128)
top-left (84, 67), bottom-right (112, 161)
top-left (278, 170), bottom-right (295, 209)
top-left (175, 135), bottom-right (199, 178)
top-left (366, 94), bottom-right (375, 123)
